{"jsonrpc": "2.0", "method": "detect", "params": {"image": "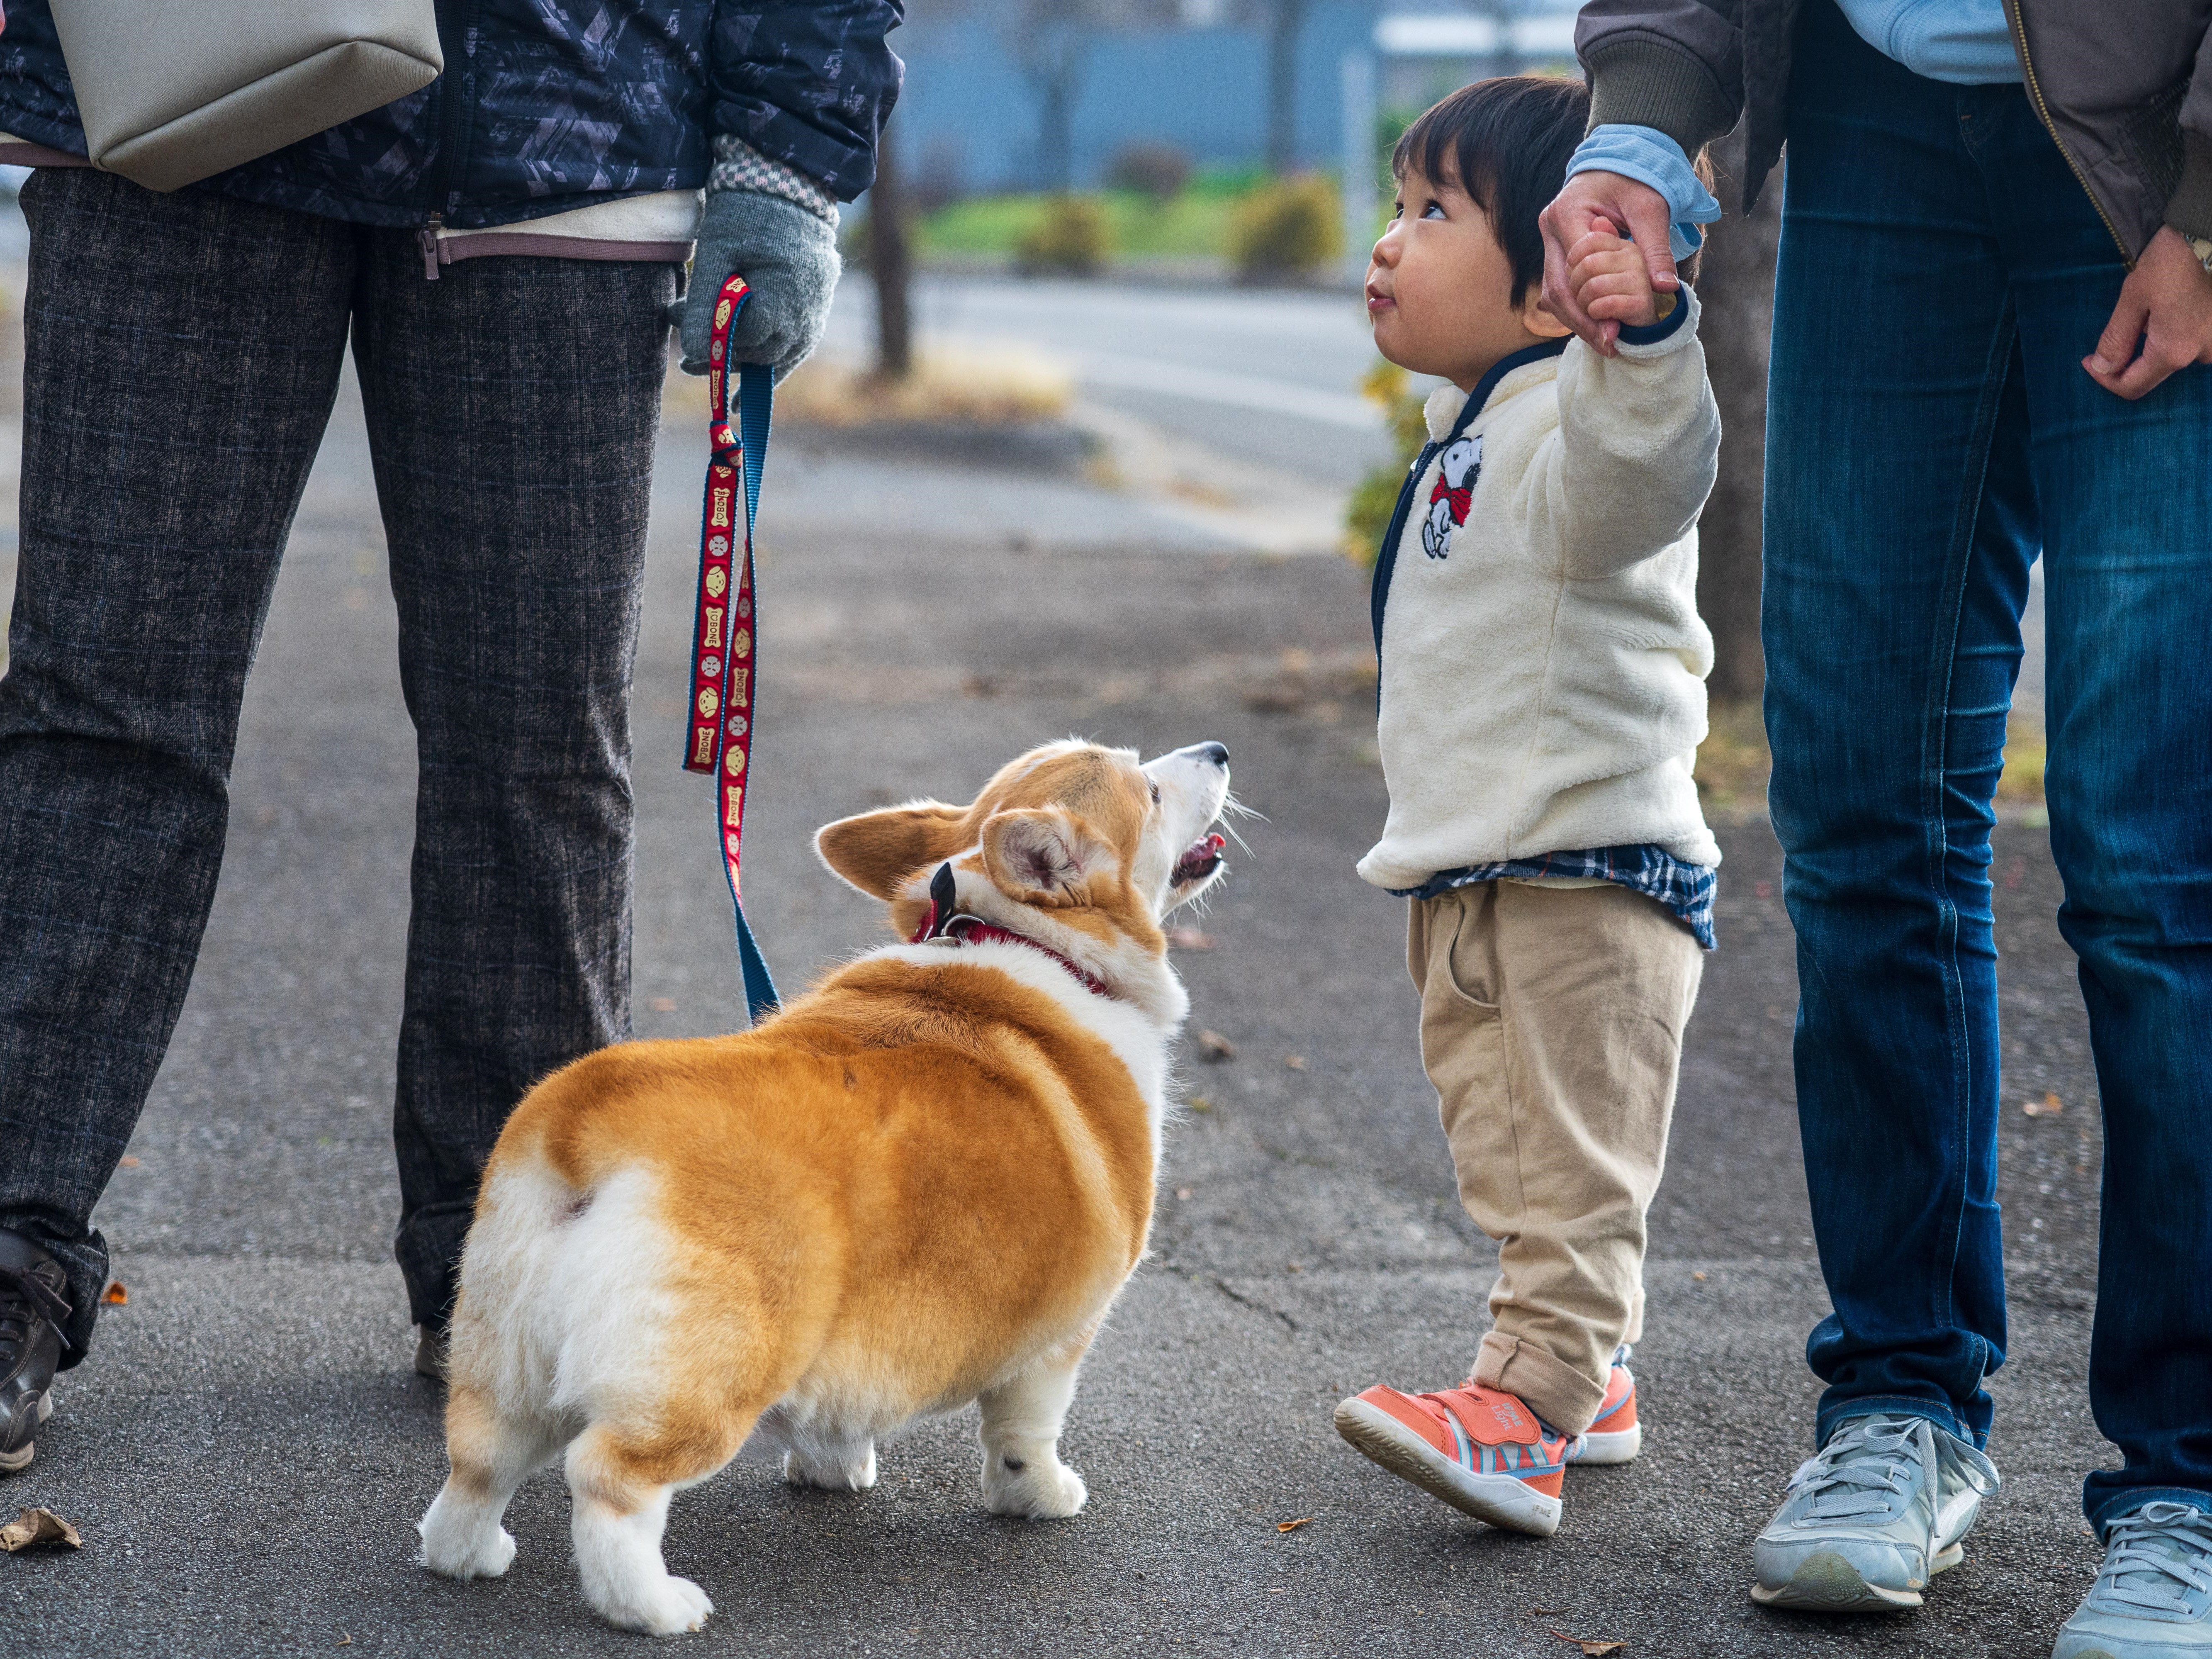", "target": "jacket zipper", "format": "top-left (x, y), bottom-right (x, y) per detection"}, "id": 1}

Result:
top-left (2004, 0), bottom-right (2131, 265)
top-left (418, 0), bottom-right (482, 280)
top-left (419, 214), bottom-right (448, 280)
